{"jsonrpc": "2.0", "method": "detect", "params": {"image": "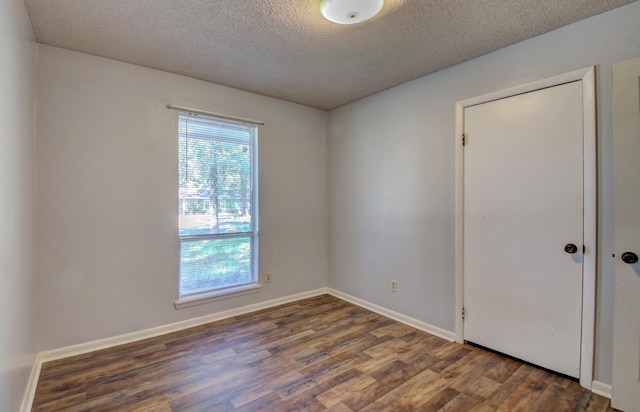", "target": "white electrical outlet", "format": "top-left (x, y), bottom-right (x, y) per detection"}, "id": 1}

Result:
top-left (265, 272), bottom-right (272, 283)
top-left (391, 280), bottom-right (398, 292)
